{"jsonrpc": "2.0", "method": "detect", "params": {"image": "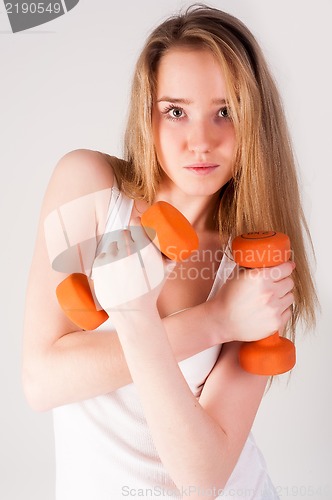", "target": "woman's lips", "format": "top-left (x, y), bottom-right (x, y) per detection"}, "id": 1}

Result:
top-left (184, 163), bottom-right (220, 175)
